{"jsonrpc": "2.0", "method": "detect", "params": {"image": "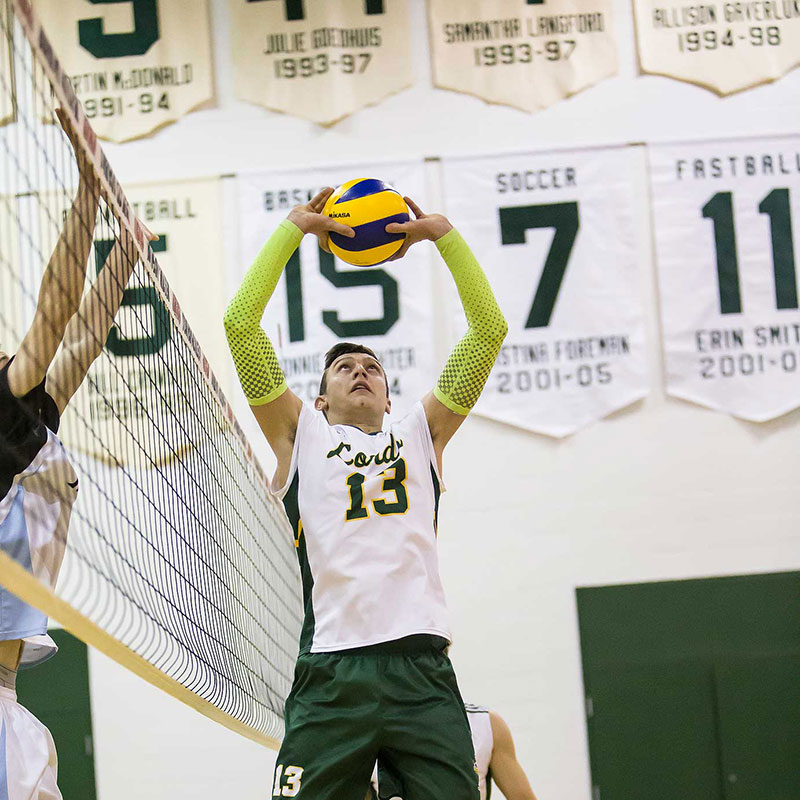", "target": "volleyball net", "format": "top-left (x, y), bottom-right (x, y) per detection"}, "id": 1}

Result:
top-left (0, 0), bottom-right (301, 747)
